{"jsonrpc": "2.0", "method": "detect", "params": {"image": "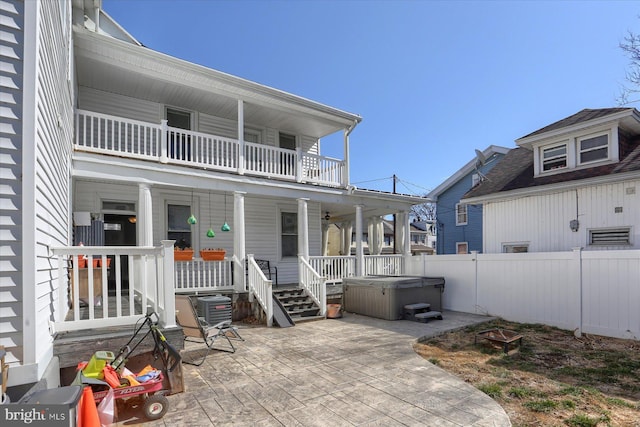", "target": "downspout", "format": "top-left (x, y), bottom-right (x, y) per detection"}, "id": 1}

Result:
top-left (343, 120), bottom-right (358, 188)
